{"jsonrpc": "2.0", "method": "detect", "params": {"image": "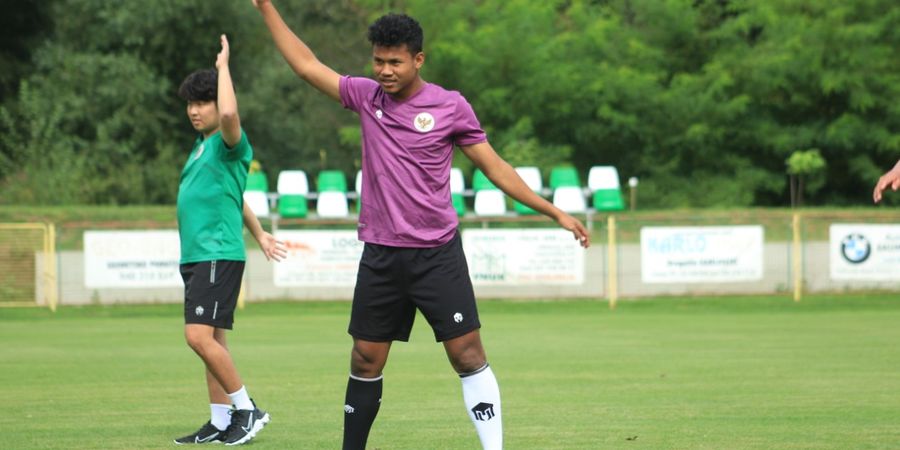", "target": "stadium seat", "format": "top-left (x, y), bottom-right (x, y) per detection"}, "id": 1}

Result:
top-left (246, 172), bottom-right (269, 192)
top-left (472, 169), bottom-right (497, 191)
top-left (552, 186), bottom-right (587, 213)
top-left (316, 191), bottom-right (349, 218)
top-left (317, 170), bottom-right (347, 193)
top-left (450, 168), bottom-right (466, 216)
top-left (587, 166), bottom-right (625, 211)
top-left (513, 166), bottom-right (542, 215)
top-left (450, 168), bottom-right (465, 194)
top-left (472, 169), bottom-right (506, 216)
top-left (276, 170), bottom-right (309, 218)
top-left (354, 170), bottom-right (363, 213)
top-left (243, 191), bottom-right (270, 218)
top-left (474, 190), bottom-right (507, 216)
top-left (549, 166), bottom-right (581, 189)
